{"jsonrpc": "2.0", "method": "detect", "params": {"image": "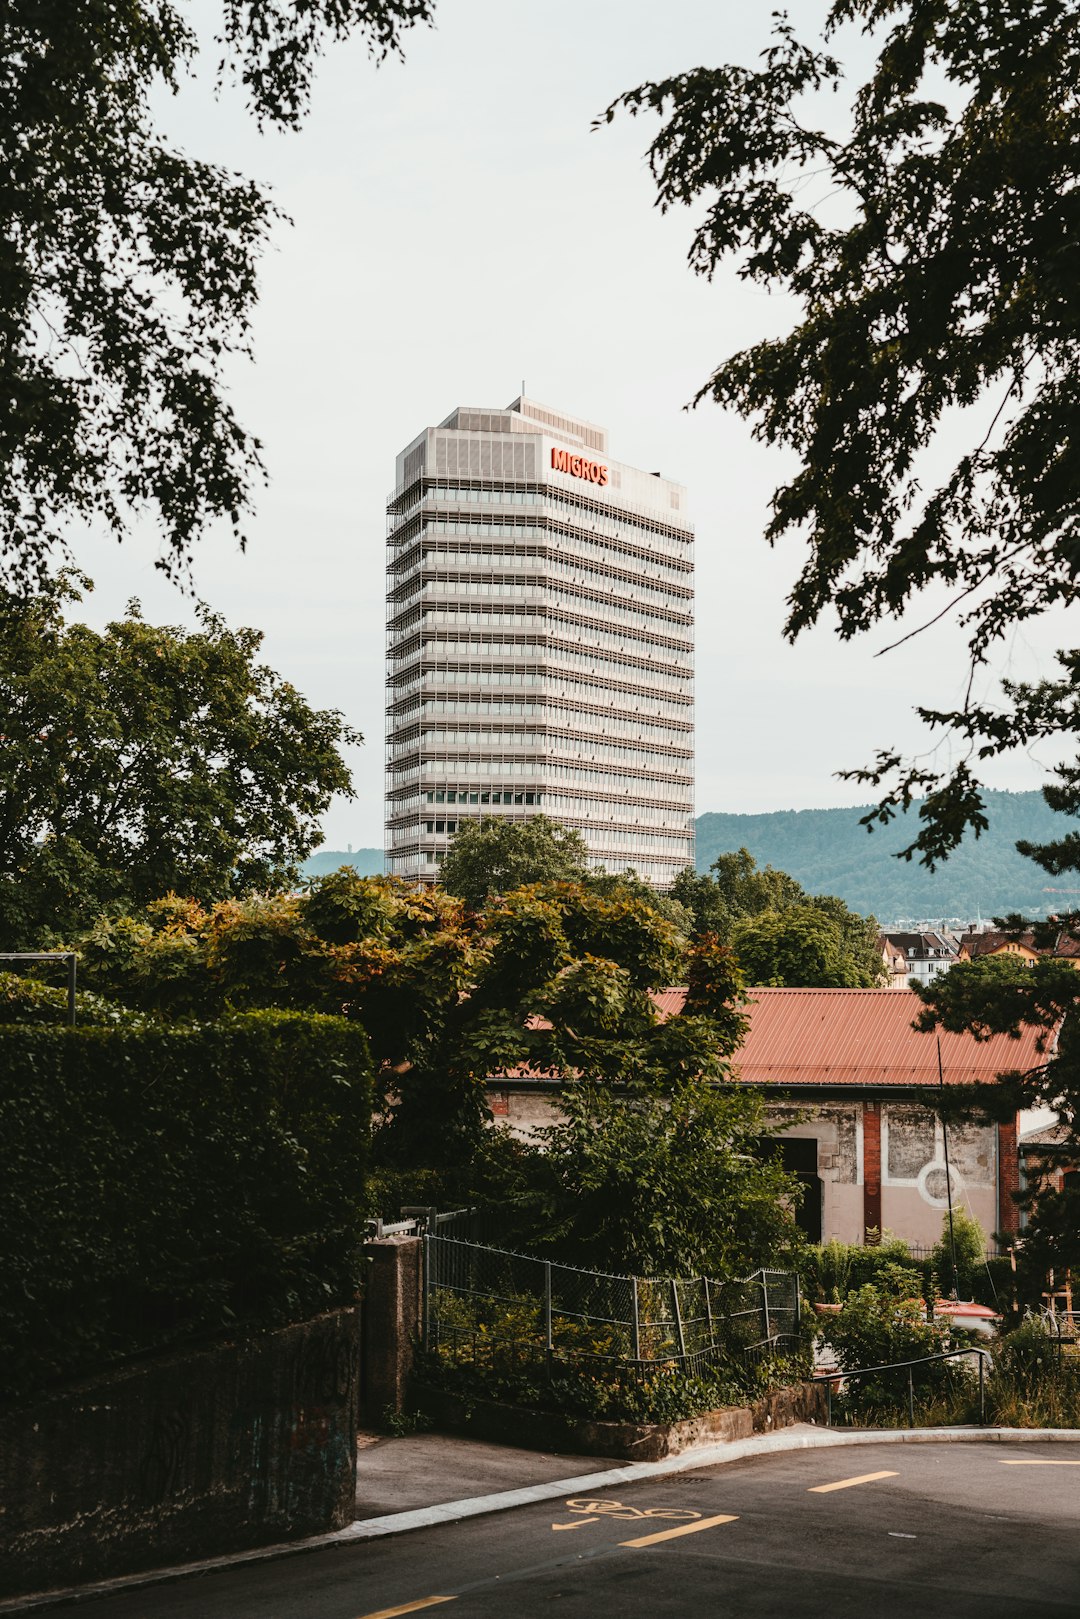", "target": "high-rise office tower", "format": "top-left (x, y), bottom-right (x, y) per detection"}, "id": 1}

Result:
top-left (385, 396), bottom-right (694, 887)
